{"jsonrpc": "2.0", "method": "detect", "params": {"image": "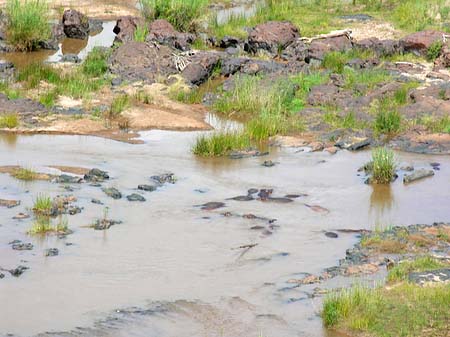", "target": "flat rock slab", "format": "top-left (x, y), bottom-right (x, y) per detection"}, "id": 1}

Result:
top-left (409, 268), bottom-right (450, 286)
top-left (403, 169), bottom-right (435, 184)
top-left (0, 199), bottom-right (20, 208)
top-left (102, 187), bottom-right (122, 199)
